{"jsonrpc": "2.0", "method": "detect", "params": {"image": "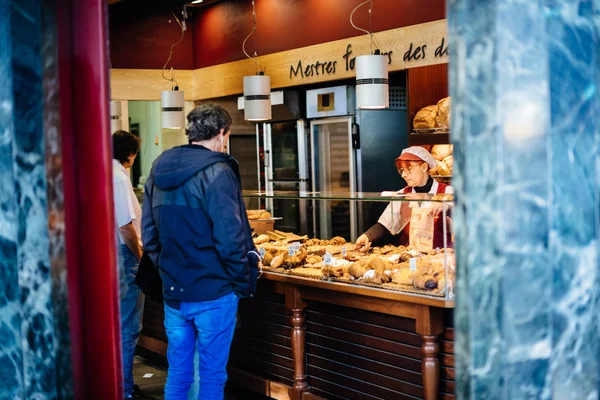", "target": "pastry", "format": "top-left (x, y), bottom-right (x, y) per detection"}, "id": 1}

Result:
top-left (431, 145), bottom-right (453, 161)
top-left (305, 255), bottom-right (323, 265)
top-left (253, 234), bottom-right (269, 245)
top-left (435, 97), bottom-right (451, 128)
top-left (270, 254), bottom-right (285, 269)
top-left (322, 266), bottom-right (345, 278)
top-left (282, 246), bottom-right (308, 269)
top-left (413, 274), bottom-right (438, 290)
top-left (413, 105), bottom-right (438, 129)
top-left (259, 211), bottom-right (272, 219)
top-left (442, 155), bottom-right (453, 170)
top-left (362, 269), bottom-right (389, 285)
top-left (262, 252), bottom-right (274, 266)
top-left (330, 236), bottom-right (347, 245)
top-left (436, 160), bottom-right (451, 176)
top-left (348, 263), bottom-right (368, 279)
top-left (367, 258), bottom-right (386, 273)
top-left (391, 269), bottom-right (414, 285)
